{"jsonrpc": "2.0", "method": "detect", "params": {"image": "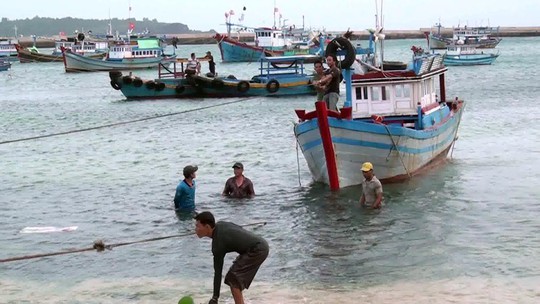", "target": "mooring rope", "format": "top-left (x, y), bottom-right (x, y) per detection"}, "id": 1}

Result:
top-left (0, 221), bottom-right (267, 263)
top-left (0, 97), bottom-right (254, 145)
top-left (382, 123), bottom-right (411, 178)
